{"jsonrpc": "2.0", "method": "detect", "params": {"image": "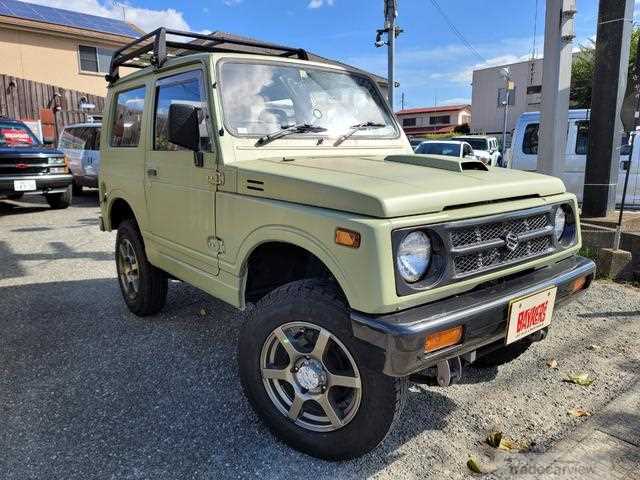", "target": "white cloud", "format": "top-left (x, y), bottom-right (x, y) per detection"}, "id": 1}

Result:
top-left (223, 0), bottom-right (243, 6)
top-left (308, 0), bottom-right (334, 9)
top-left (22, 0), bottom-right (191, 32)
